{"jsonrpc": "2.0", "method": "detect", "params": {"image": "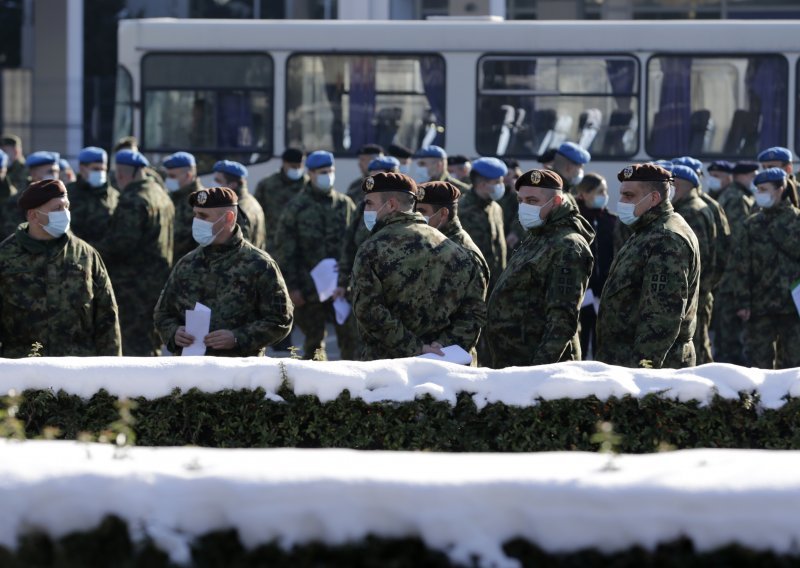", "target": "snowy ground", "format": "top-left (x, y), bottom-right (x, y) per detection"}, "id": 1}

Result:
top-left (1, 442), bottom-right (799, 567)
